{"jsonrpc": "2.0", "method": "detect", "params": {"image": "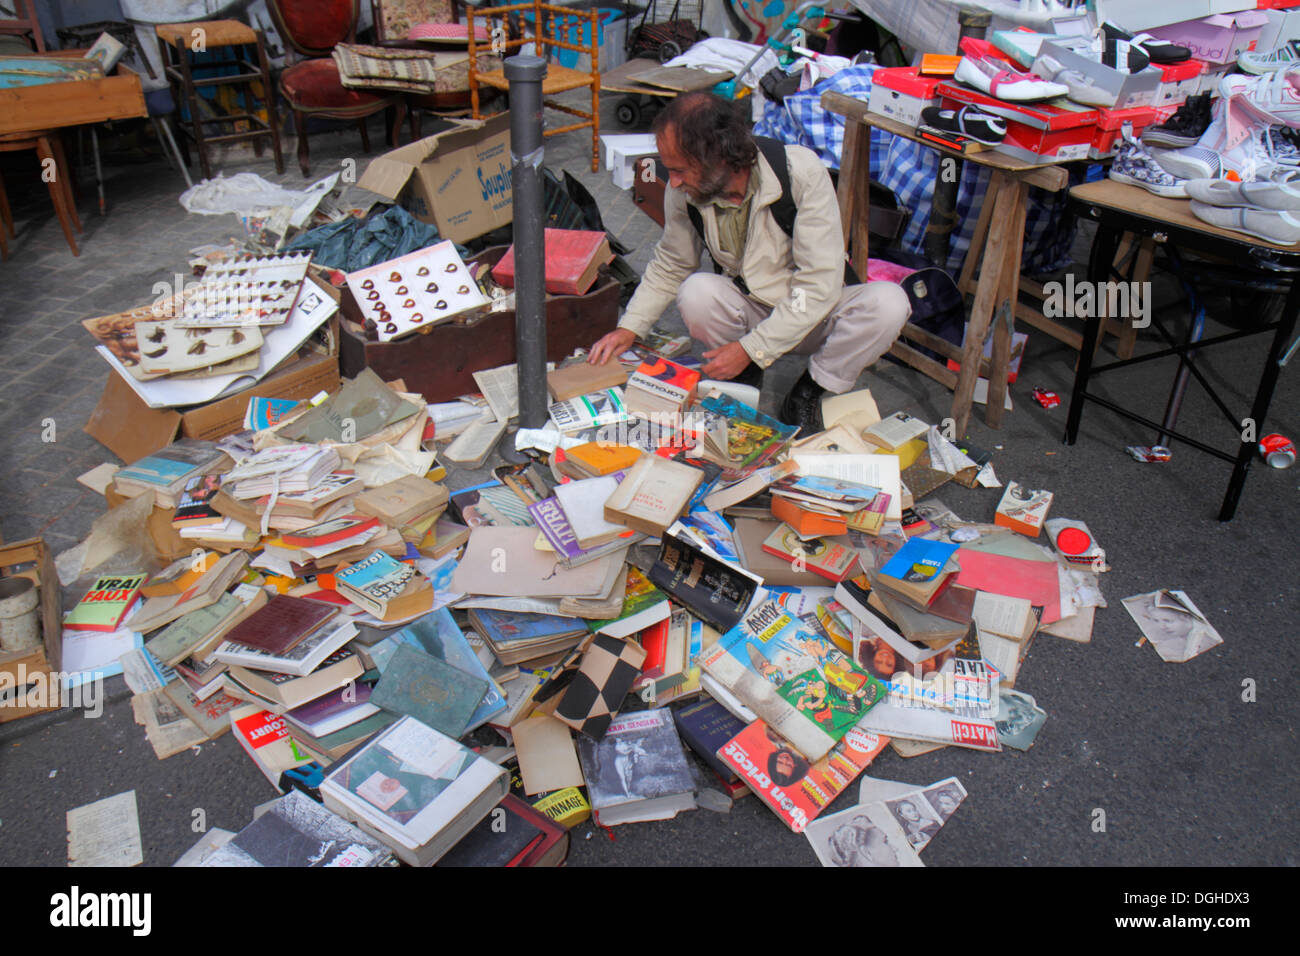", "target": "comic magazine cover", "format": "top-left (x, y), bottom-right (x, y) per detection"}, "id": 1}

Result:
top-left (700, 601), bottom-right (886, 762)
top-left (718, 721), bottom-right (889, 833)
